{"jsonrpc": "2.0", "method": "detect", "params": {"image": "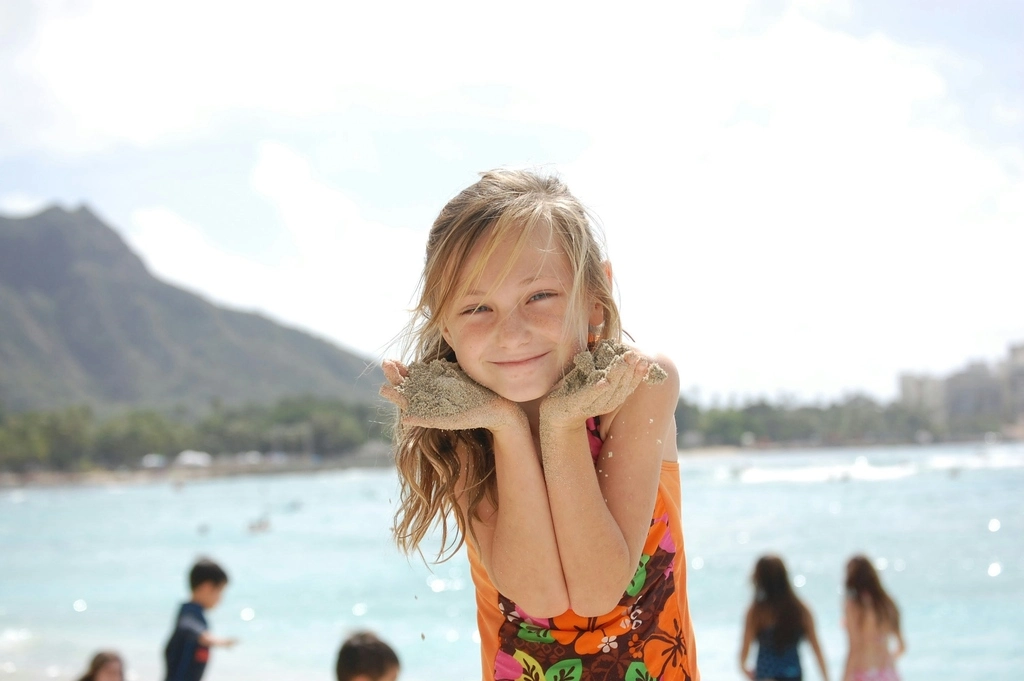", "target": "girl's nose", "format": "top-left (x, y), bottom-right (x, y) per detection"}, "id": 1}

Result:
top-left (495, 308), bottom-right (530, 347)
